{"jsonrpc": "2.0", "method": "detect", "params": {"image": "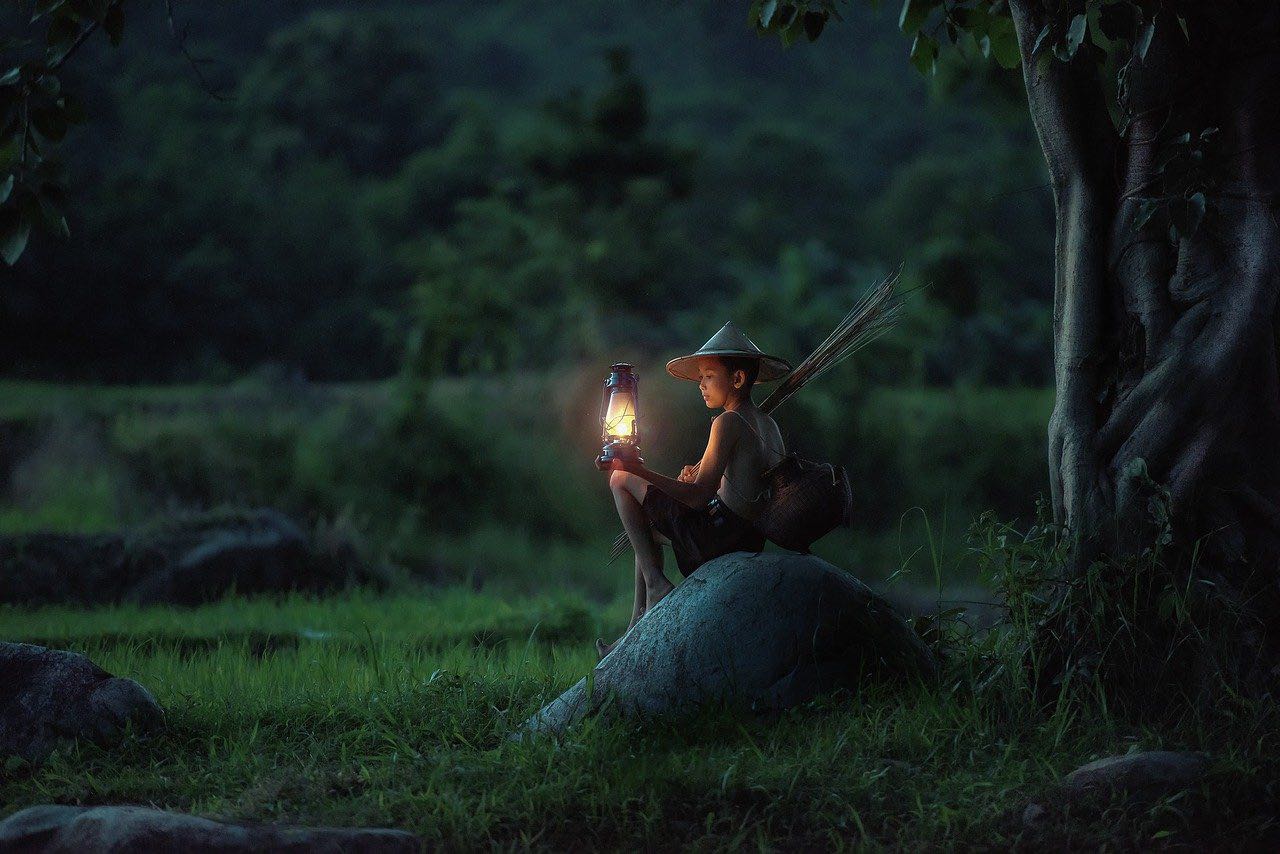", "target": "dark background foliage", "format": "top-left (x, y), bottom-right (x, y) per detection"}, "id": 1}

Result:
top-left (0, 0), bottom-right (1053, 386)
